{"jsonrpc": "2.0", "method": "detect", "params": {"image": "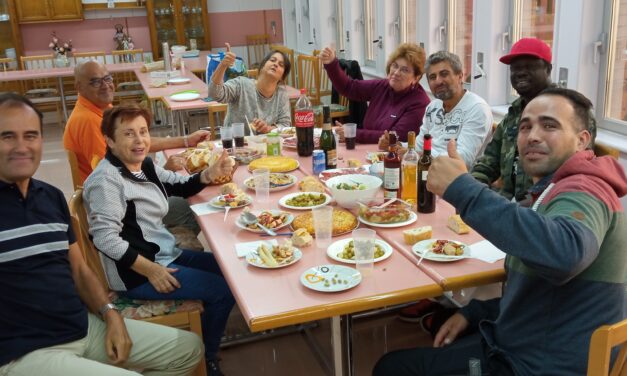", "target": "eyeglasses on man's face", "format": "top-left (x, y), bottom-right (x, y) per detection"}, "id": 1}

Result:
top-left (88, 74), bottom-right (114, 88)
top-left (389, 62), bottom-right (413, 76)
